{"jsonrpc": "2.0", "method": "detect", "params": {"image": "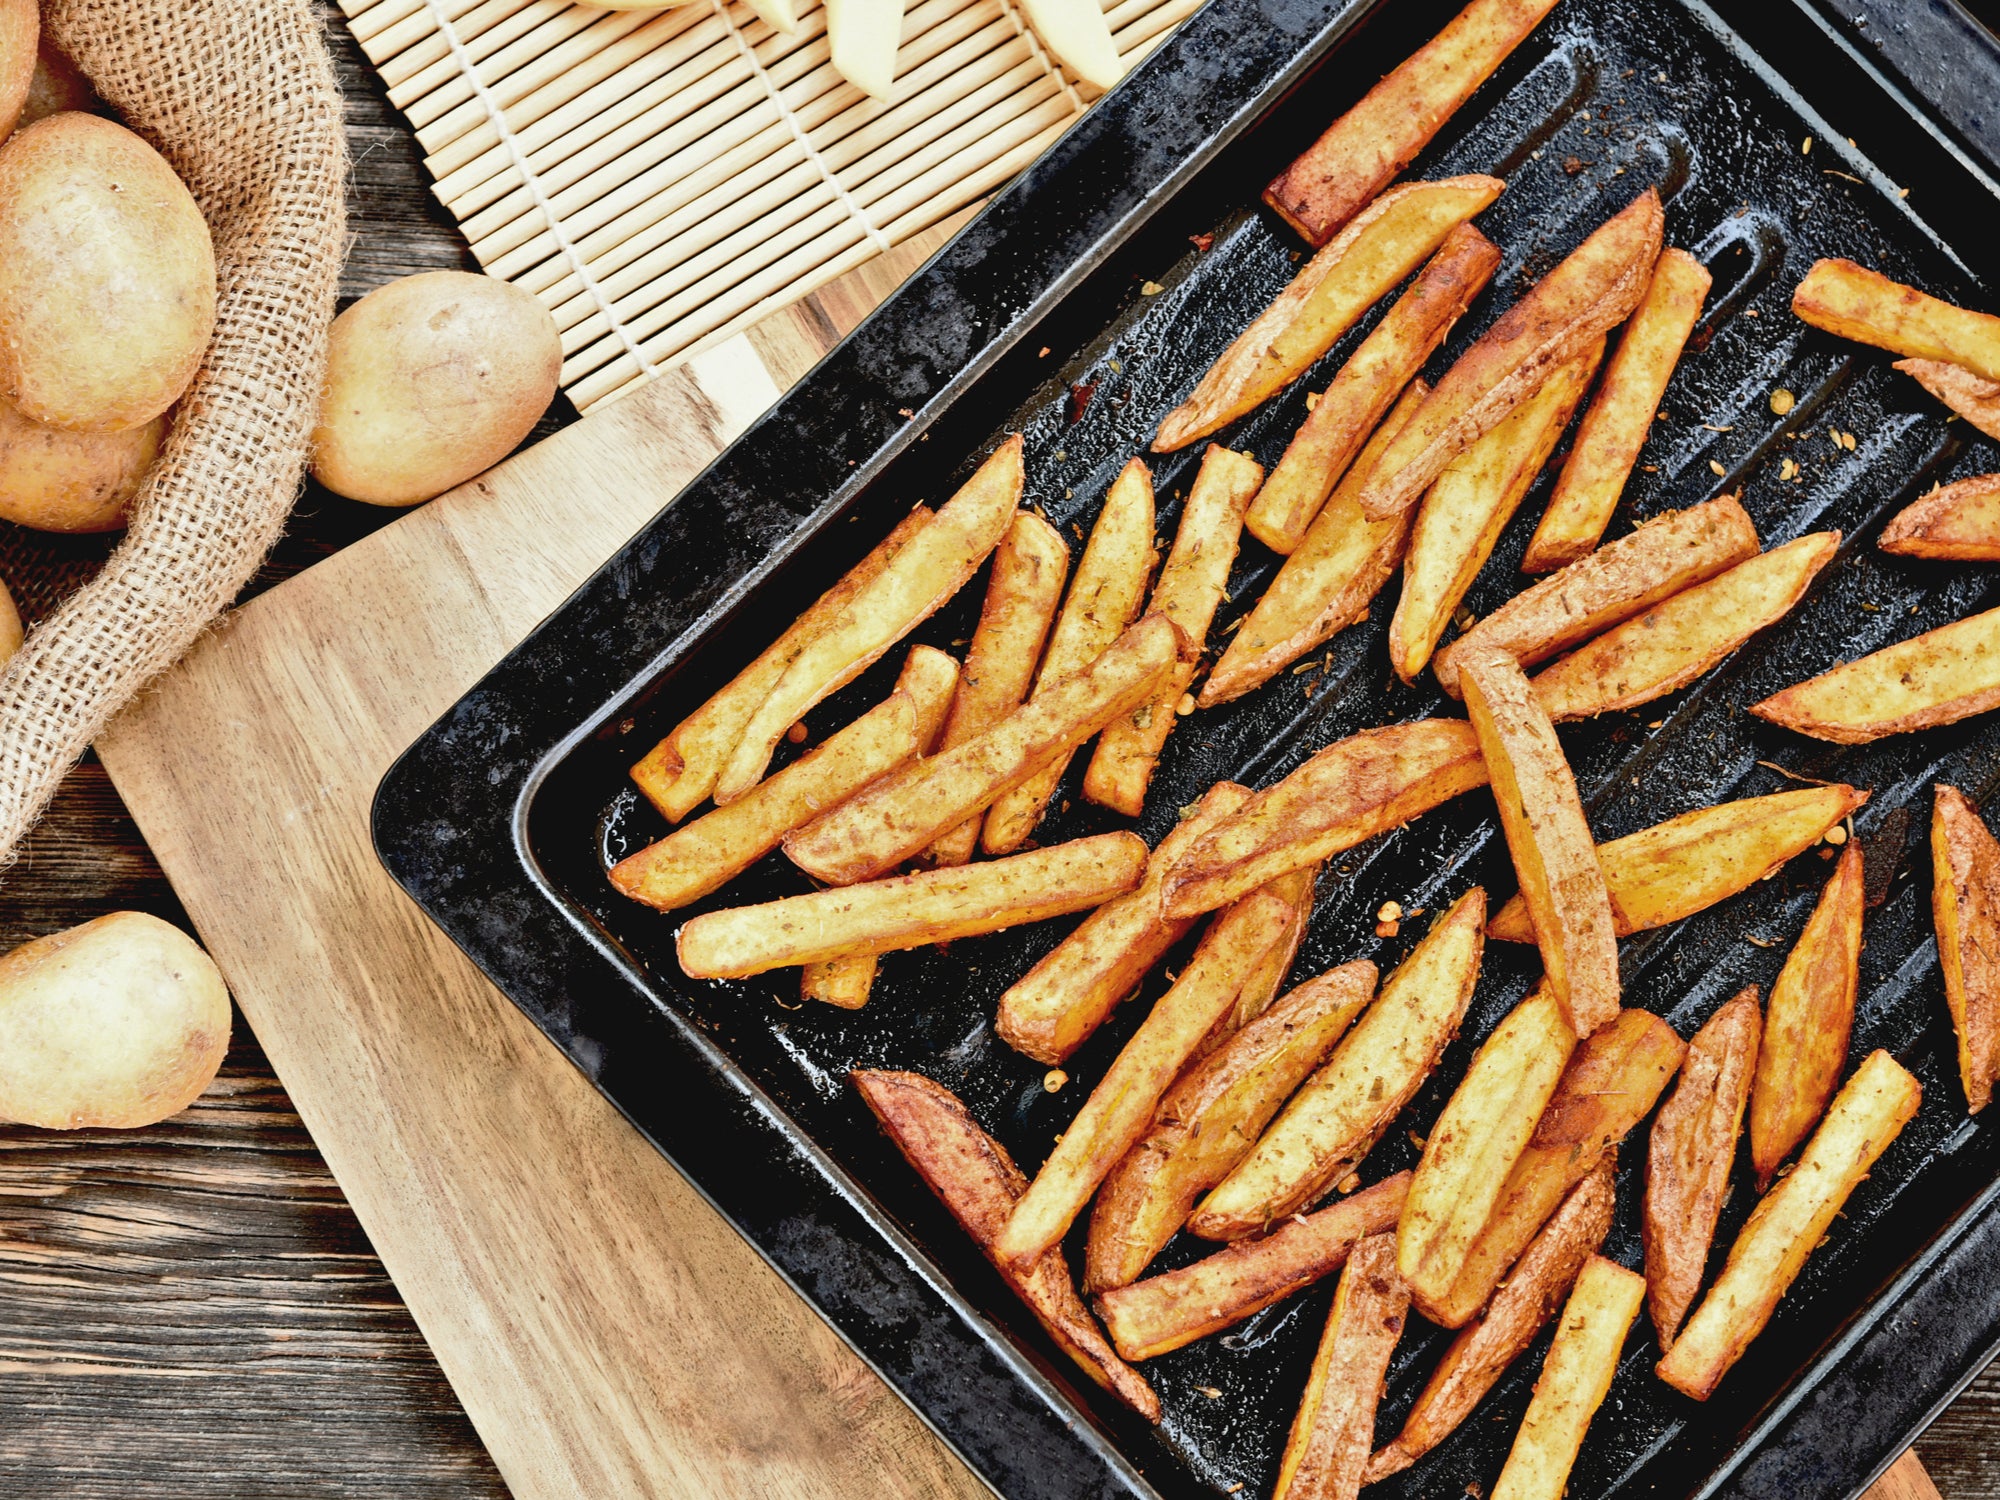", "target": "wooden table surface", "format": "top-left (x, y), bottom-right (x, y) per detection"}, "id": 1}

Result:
top-left (0, 7), bottom-right (1994, 1496)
